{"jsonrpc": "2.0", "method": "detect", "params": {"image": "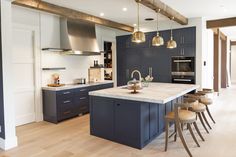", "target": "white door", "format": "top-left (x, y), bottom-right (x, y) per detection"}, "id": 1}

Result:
top-left (12, 27), bottom-right (36, 126)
